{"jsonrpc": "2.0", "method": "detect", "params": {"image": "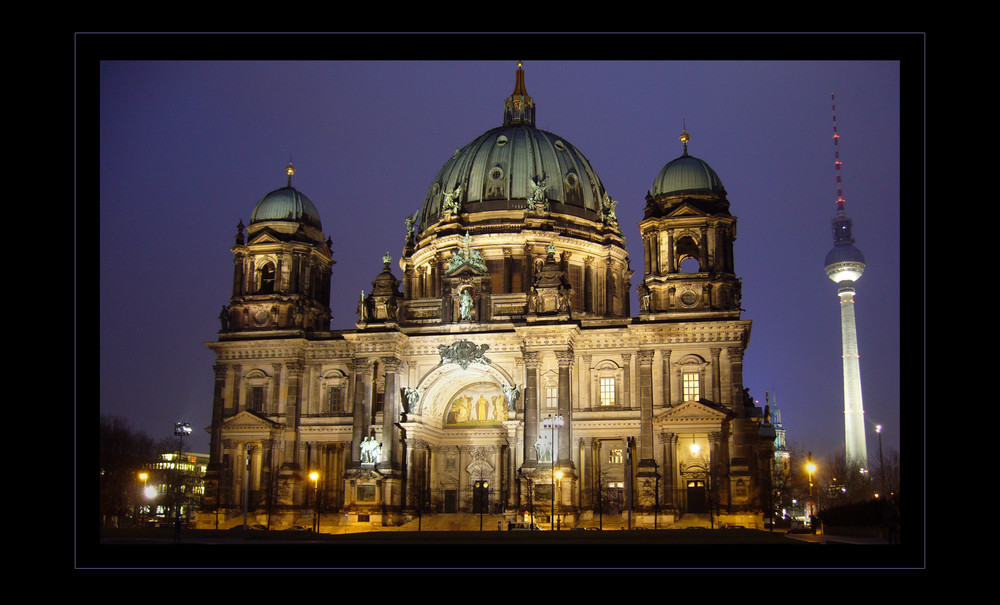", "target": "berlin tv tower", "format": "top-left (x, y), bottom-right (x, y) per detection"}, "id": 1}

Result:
top-left (823, 94), bottom-right (868, 473)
